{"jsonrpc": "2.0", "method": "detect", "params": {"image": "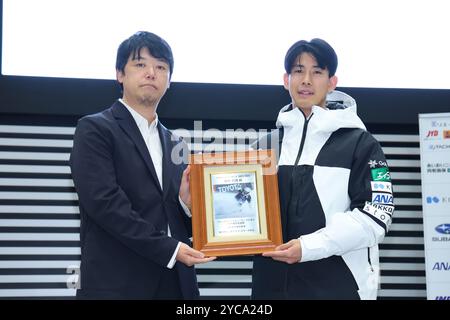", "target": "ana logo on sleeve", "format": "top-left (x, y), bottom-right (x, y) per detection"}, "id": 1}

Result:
top-left (372, 193), bottom-right (394, 205)
top-left (371, 167), bottom-right (391, 182)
